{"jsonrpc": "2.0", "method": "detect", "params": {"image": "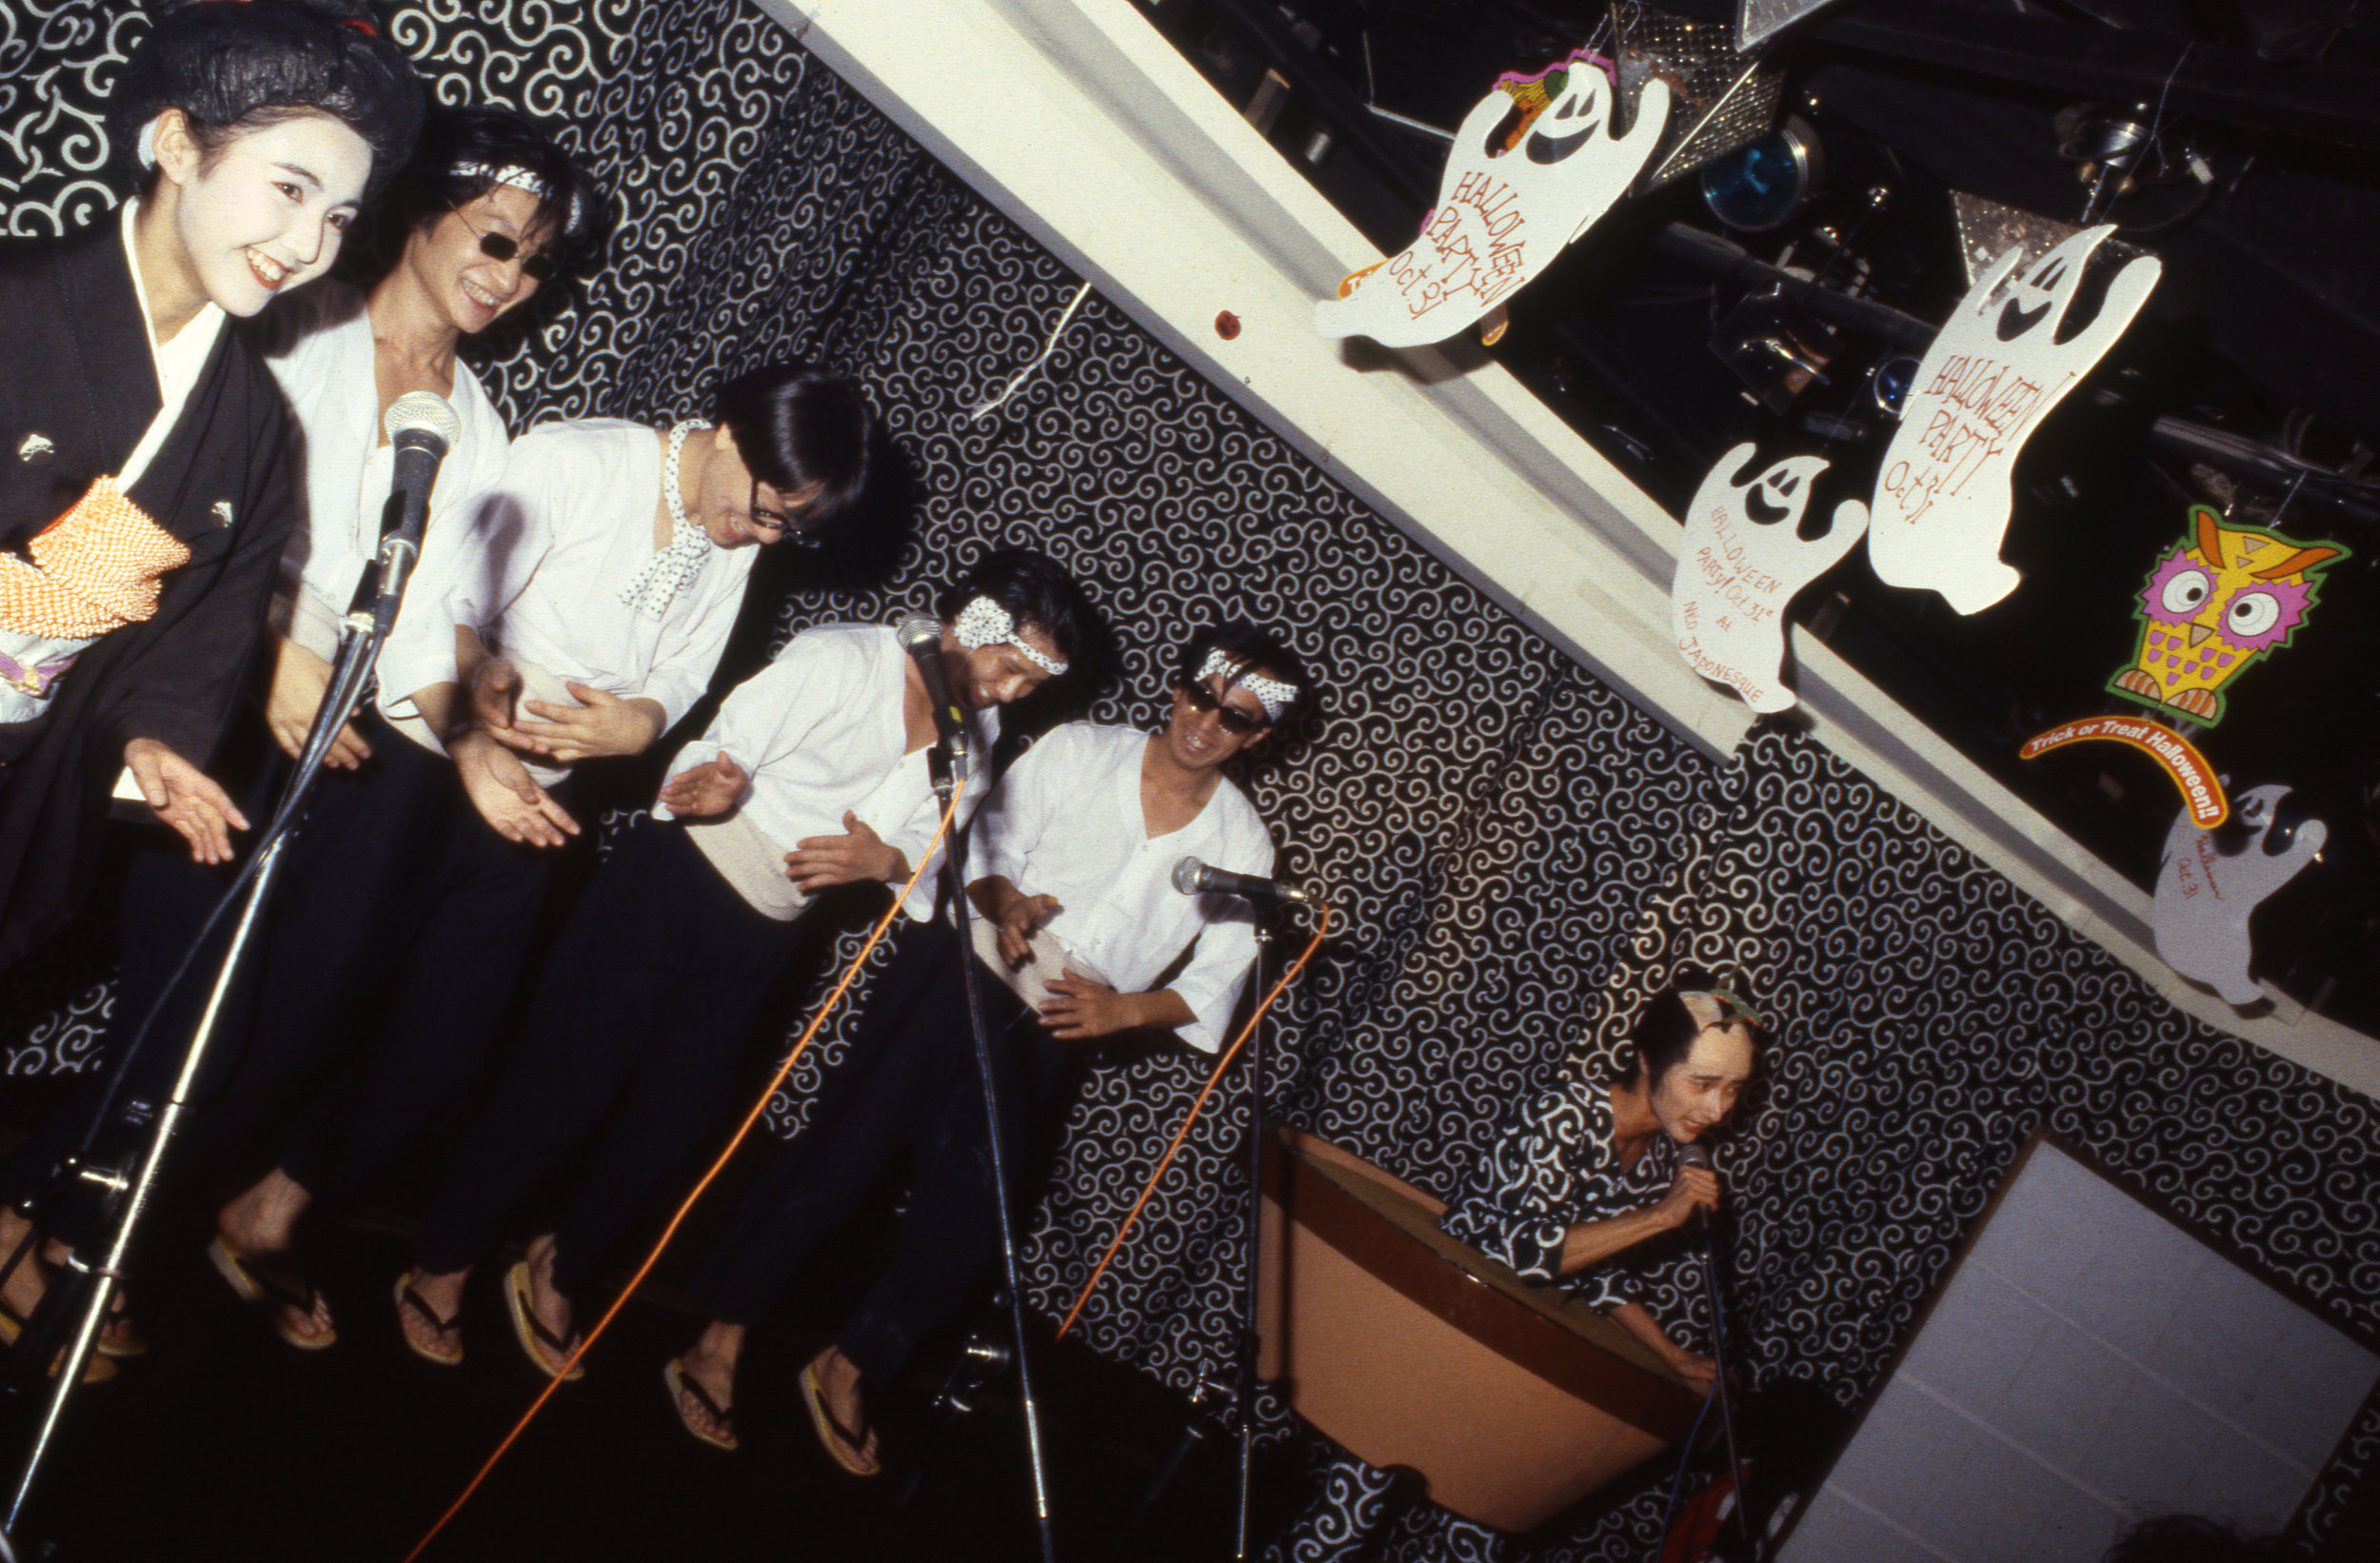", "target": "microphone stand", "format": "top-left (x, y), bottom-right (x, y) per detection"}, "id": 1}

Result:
top-left (3, 514), bottom-right (425, 1534)
top-left (933, 743), bottom-right (1061, 1563)
top-left (1688, 1213), bottom-right (1755, 1558)
top-left (1231, 922), bottom-right (1273, 1562)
